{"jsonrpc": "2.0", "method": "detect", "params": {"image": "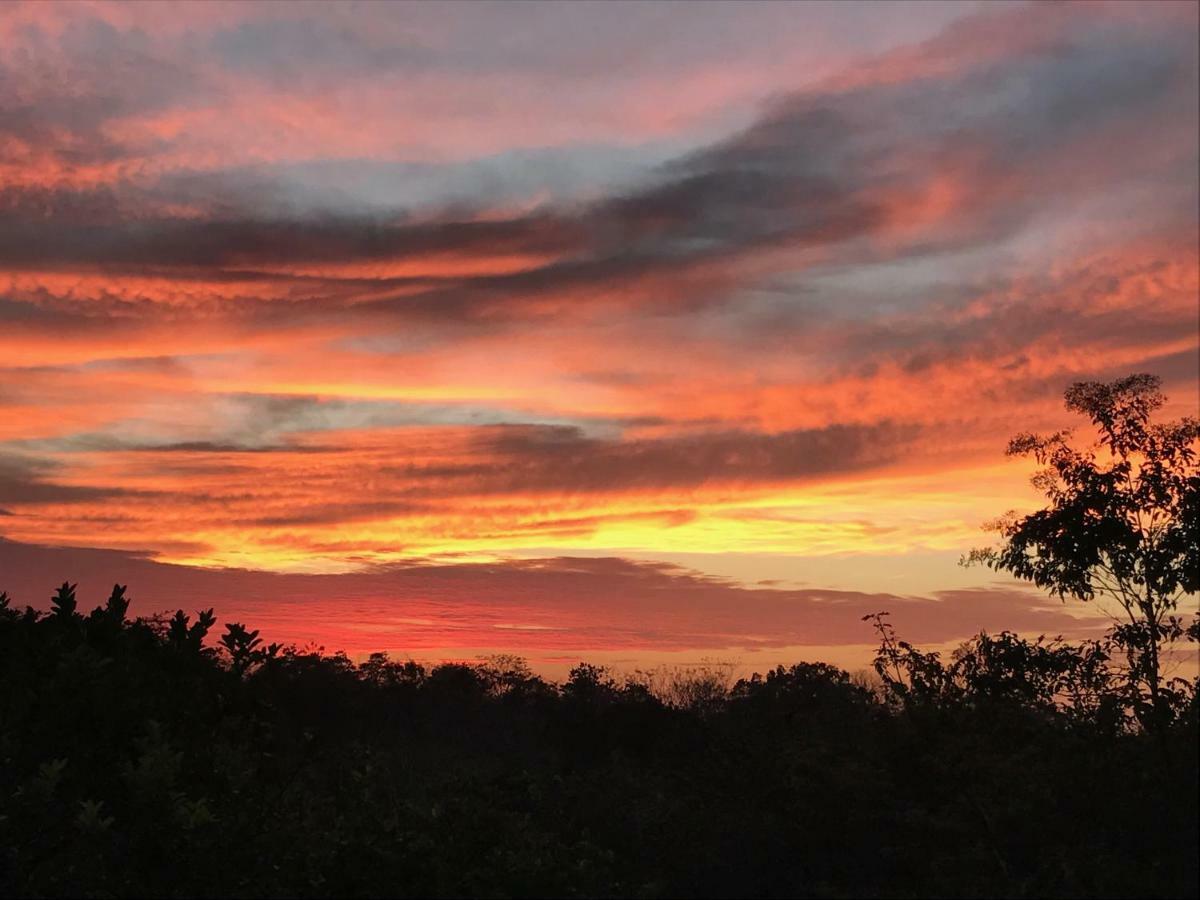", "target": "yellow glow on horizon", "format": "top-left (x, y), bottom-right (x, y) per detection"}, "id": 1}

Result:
top-left (8, 456), bottom-right (1043, 578)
